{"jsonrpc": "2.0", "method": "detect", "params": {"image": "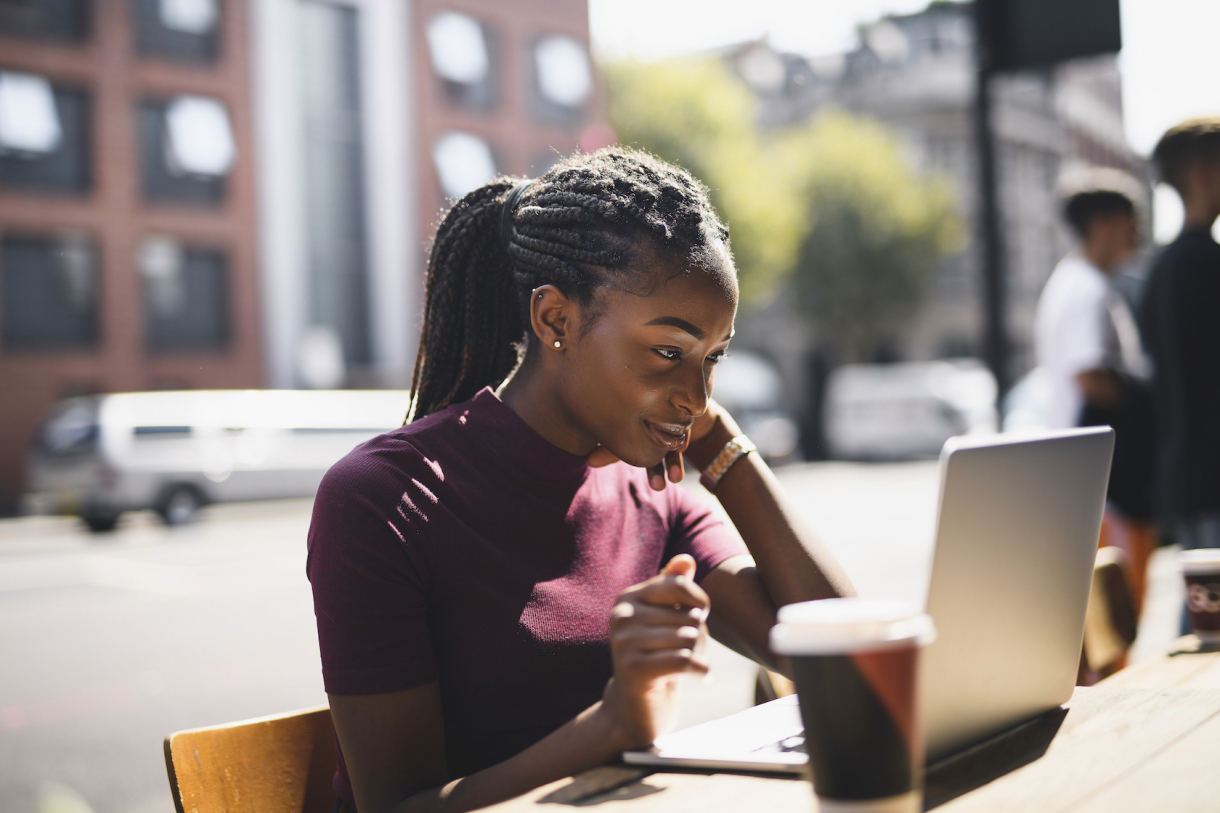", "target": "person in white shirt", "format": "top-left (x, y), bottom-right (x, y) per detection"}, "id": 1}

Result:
top-left (1035, 171), bottom-right (1143, 430)
top-left (1035, 169), bottom-right (1153, 680)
